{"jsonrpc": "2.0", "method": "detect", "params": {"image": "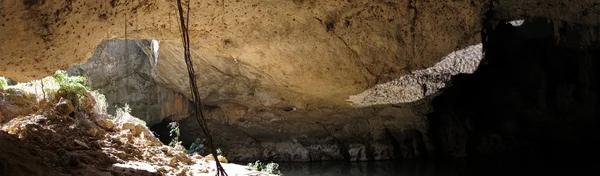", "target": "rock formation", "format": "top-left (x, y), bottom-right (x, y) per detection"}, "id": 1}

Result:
top-left (2, 0), bottom-right (600, 164)
top-left (67, 40), bottom-right (190, 125)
